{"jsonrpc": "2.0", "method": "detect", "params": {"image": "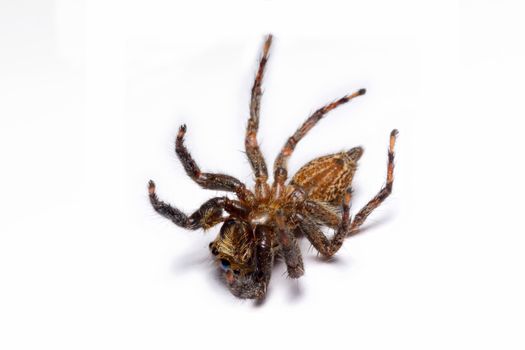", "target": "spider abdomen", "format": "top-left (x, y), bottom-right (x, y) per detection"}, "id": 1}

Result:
top-left (290, 147), bottom-right (363, 205)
